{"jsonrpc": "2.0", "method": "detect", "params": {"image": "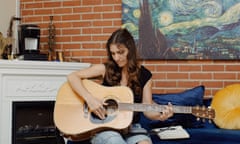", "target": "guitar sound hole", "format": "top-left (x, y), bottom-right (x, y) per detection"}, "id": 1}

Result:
top-left (90, 99), bottom-right (118, 124)
top-left (104, 99), bottom-right (118, 115)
